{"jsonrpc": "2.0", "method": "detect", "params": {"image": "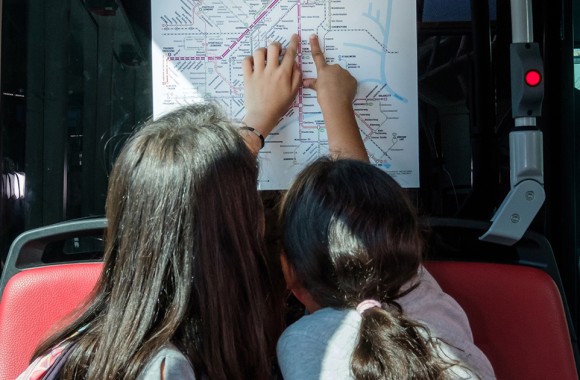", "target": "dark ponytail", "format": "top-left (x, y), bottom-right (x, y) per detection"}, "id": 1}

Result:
top-left (353, 305), bottom-right (450, 380)
top-left (281, 158), bottom-right (462, 380)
